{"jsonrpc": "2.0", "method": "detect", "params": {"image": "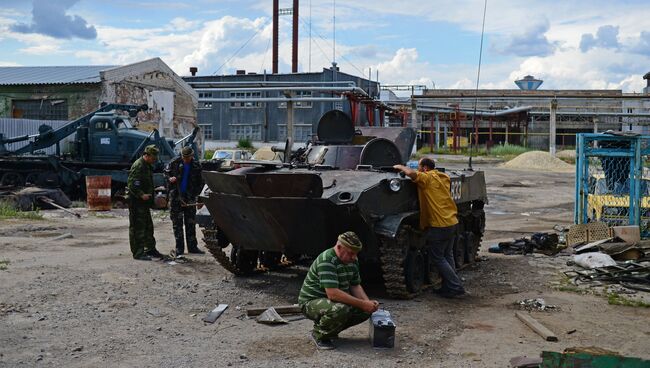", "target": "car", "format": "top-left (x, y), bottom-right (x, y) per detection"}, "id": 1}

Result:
top-left (251, 146), bottom-right (284, 162)
top-left (211, 149), bottom-right (252, 170)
